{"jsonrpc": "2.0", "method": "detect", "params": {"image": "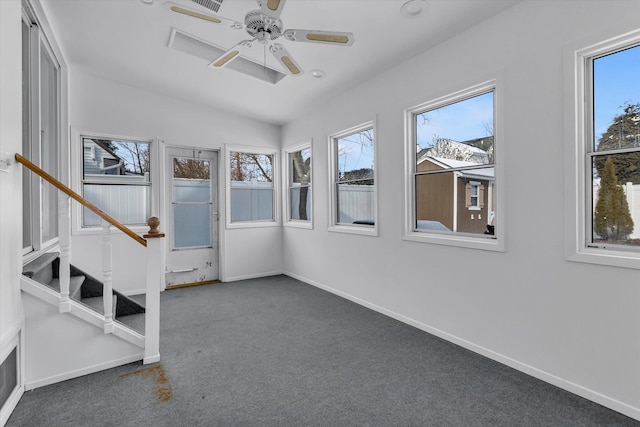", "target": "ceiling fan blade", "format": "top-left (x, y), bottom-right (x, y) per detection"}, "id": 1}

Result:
top-left (283, 29), bottom-right (354, 46)
top-left (209, 40), bottom-right (253, 68)
top-left (258, 0), bottom-right (287, 18)
top-left (269, 43), bottom-right (302, 76)
top-left (166, 2), bottom-right (243, 29)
